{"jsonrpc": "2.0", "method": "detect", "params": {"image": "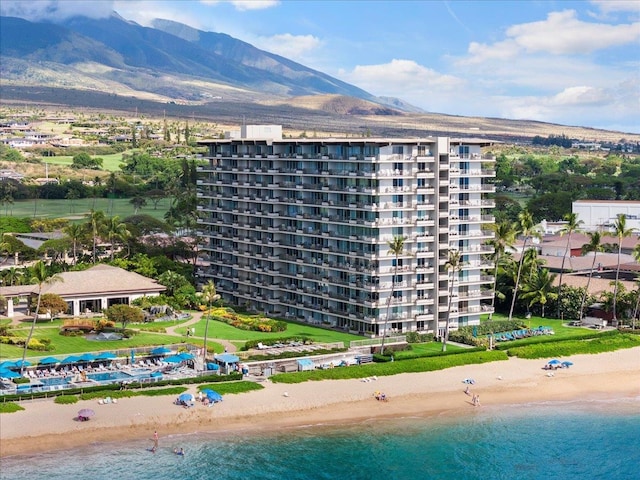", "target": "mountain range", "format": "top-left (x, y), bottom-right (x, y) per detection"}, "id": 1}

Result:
top-left (1, 14), bottom-right (637, 142)
top-left (0, 14), bottom-right (393, 107)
